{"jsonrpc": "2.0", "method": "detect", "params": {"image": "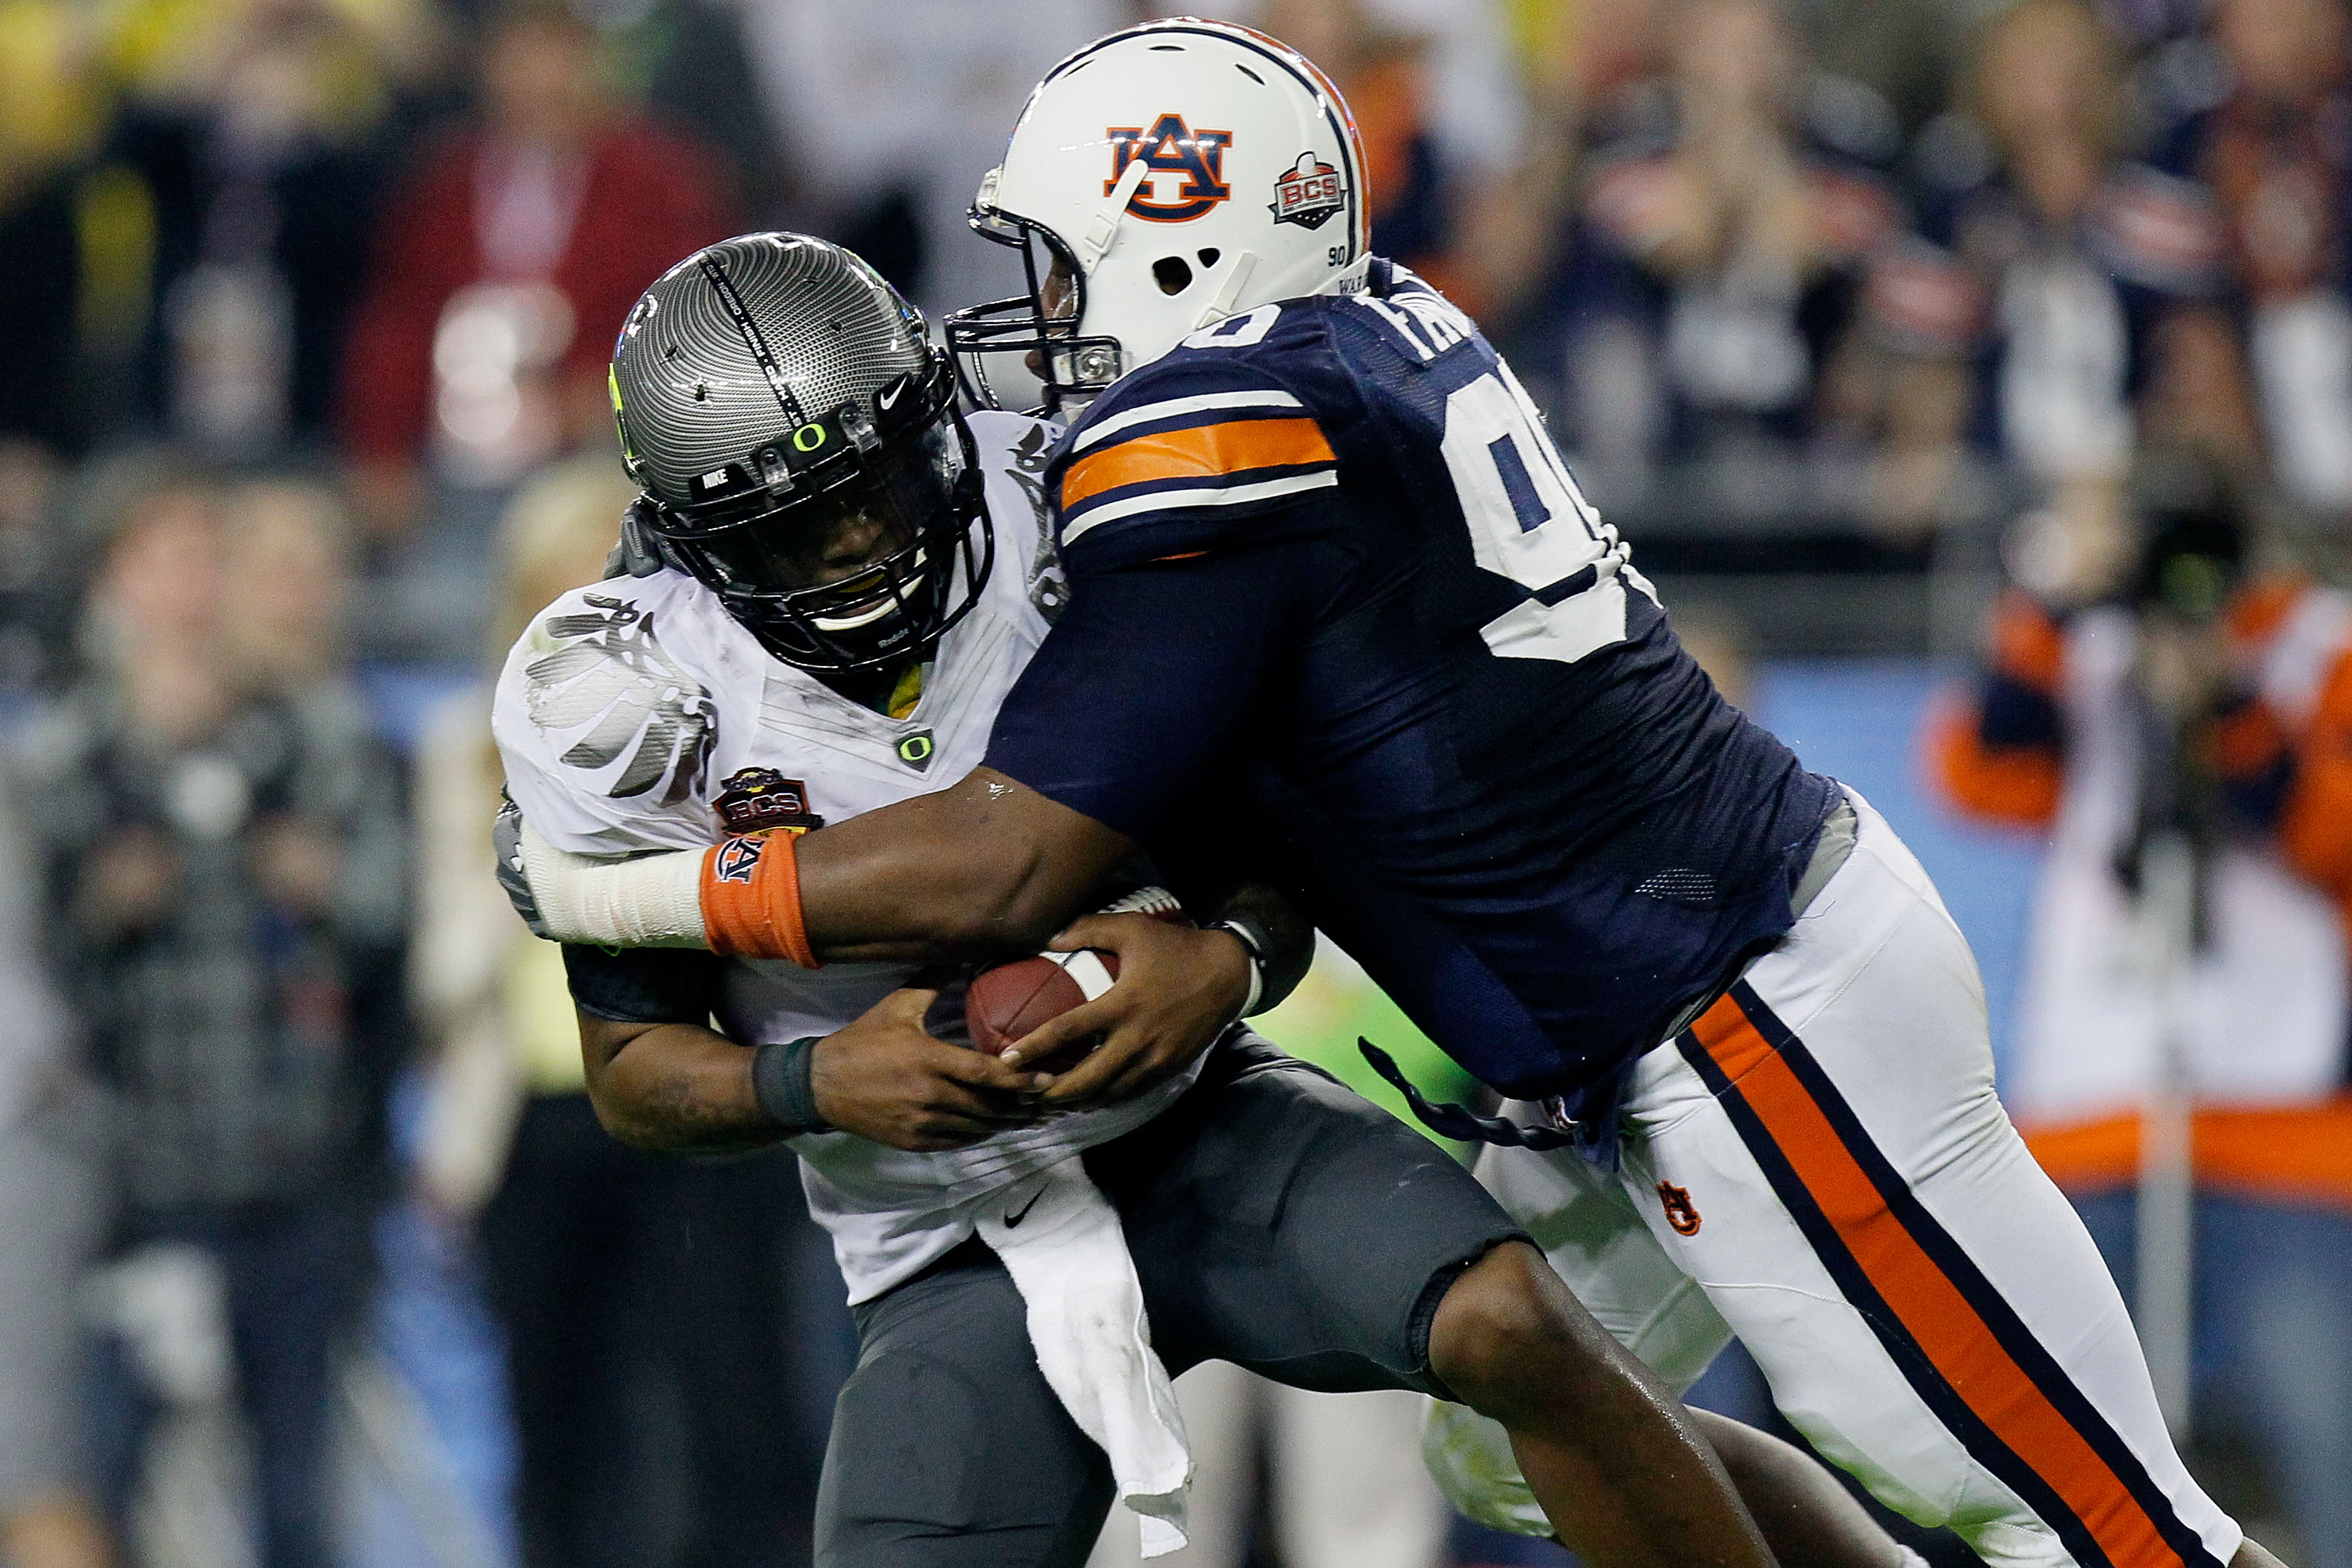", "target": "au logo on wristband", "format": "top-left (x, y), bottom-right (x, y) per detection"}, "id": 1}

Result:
top-left (713, 833), bottom-right (768, 884)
